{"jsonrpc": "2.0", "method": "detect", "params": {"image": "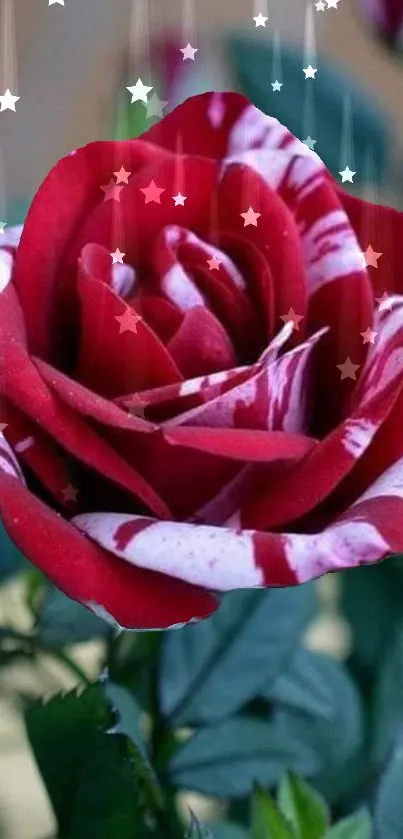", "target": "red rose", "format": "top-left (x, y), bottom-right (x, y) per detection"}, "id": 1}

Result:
top-left (1, 91), bottom-right (403, 630)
